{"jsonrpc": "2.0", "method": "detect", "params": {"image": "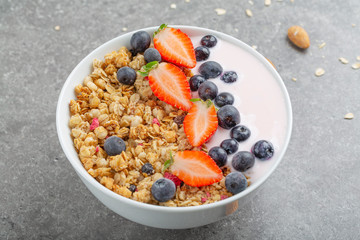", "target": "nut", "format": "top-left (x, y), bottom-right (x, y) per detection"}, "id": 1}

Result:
top-left (288, 26), bottom-right (310, 49)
